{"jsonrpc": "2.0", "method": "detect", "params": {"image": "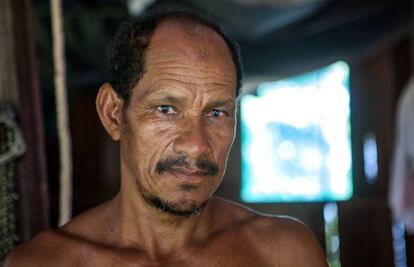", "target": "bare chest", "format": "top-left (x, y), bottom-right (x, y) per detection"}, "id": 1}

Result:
top-left (60, 235), bottom-right (274, 267)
